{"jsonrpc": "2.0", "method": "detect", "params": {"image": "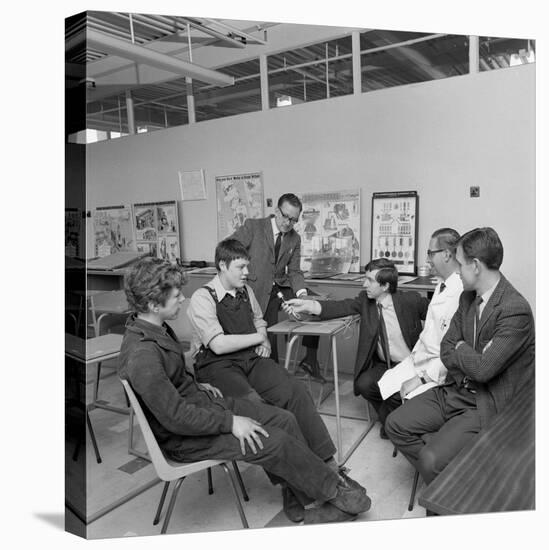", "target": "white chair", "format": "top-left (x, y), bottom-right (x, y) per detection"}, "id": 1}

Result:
top-left (121, 379), bottom-right (249, 534)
